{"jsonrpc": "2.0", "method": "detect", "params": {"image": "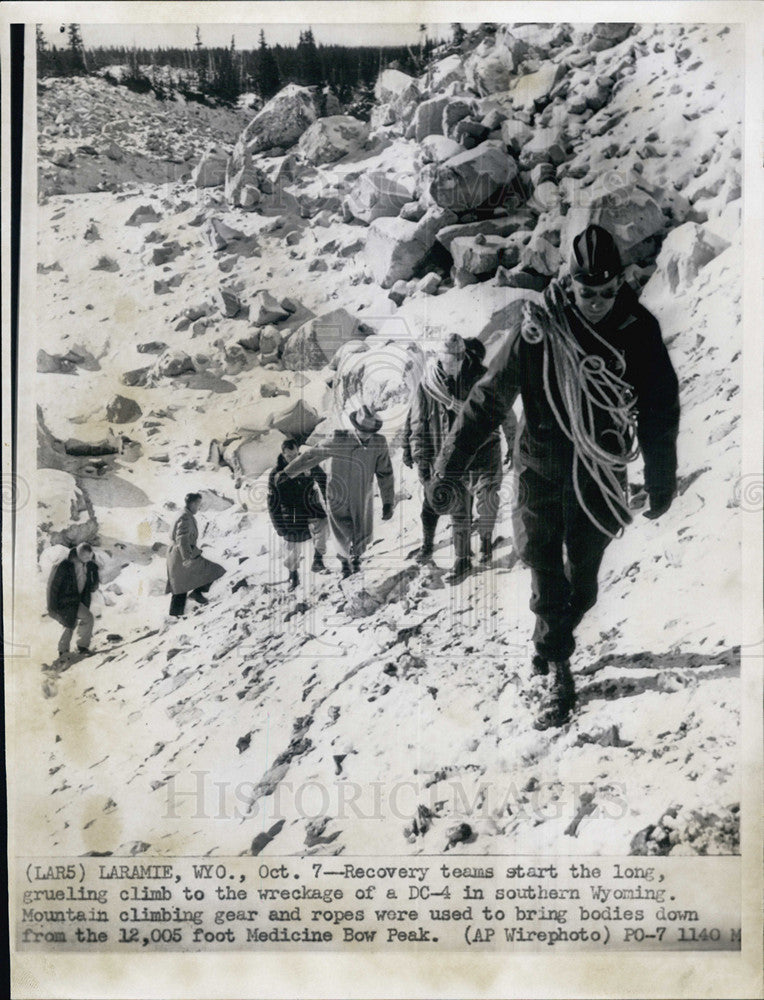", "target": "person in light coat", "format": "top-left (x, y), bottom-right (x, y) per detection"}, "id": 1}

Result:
top-left (166, 493), bottom-right (225, 616)
top-left (278, 406), bottom-right (394, 577)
